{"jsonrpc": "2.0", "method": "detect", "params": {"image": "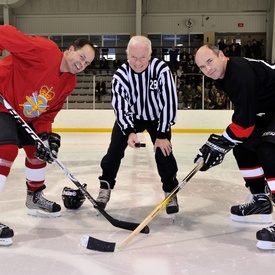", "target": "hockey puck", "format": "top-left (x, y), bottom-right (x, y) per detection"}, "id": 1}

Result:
top-left (142, 225), bottom-right (150, 234)
top-left (135, 143), bottom-right (146, 147)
